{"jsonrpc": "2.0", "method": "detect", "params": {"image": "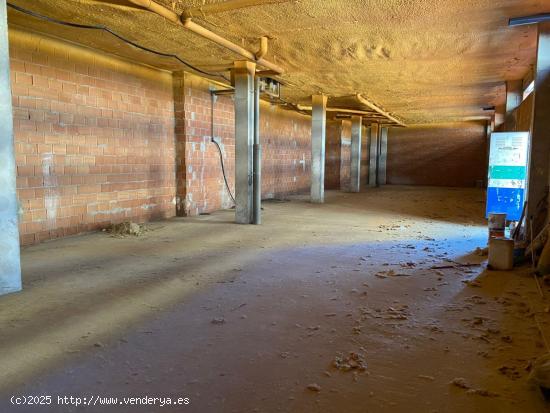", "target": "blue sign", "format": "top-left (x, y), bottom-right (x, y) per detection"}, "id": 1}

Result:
top-left (486, 132), bottom-right (529, 222)
top-left (486, 187), bottom-right (525, 221)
